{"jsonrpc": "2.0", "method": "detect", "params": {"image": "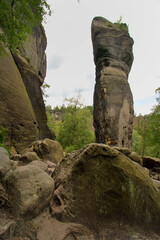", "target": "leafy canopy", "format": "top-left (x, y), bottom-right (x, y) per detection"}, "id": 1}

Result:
top-left (46, 96), bottom-right (95, 153)
top-left (0, 0), bottom-right (51, 54)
